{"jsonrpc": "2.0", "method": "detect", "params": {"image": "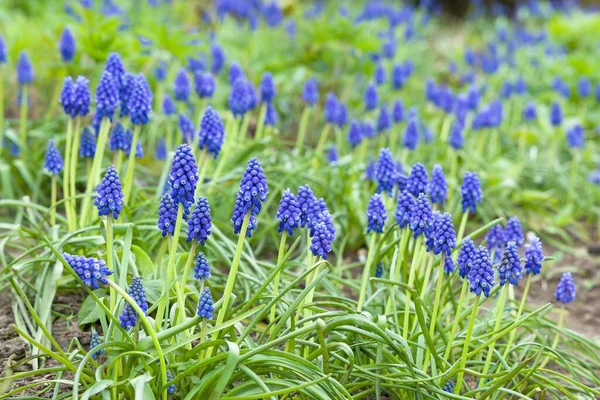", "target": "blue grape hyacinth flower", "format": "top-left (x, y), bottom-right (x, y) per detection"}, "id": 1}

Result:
top-left (297, 184), bottom-right (317, 228)
top-left (174, 68), bottom-right (190, 102)
top-left (396, 190), bottom-right (415, 229)
top-left (374, 62), bottom-right (386, 85)
top-left (157, 193), bottom-right (178, 237)
top-left (303, 78), bottom-right (319, 106)
top-left (444, 257), bottom-right (456, 274)
top-left (186, 197), bottom-right (212, 245)
top-left (62, 253), bottom-right (113, 289)
top-left (17, 51), bottom-right (34, 84)
top-left (72, 76), bottom-right (92, 117)
top-left (128, 74), bottom-right (152, 125)
top-left (523, 101), bottom-right (537, 122)
top-left (44, 140), bottom-right (64, 175)
top-left (0, 34), bottom-right (6, 64)
top-left (90, 331), bottom-right (103, 358)
top-left (347, 120), bottom-right (363, 148)
top-left (377, 105), bottom-right (391, 134)
top-left (110, 123), bottom-right (129, 152)
top-left (458, 237), bottom-right (477, 279)
top-left (59, 77), bottom-right (75, 116)
top-left (375, 148), bottom-right (396, 195)
top-left (79, 127), bottom-right (96, 159)
top-left (578, 77), bottom-right (590, 99)
top-left (324, 93), bottom-right (338, 124)
top-left (327, 146), bottom-right (339, 165)
top-left (486, 224), bottom-right (504, 255)
top-left (118, 73), bottom-right (134, 118)
top-left (211, 43), bottom-right (225, 74)
top-left (403, 115), bottom-right (419, 150)
top-left (194, 71), bottom-right (216, 99)
top-left (310, 222), bottom-right (333, 259)
top-left (197, 287), bottom-right (214, 319)
top-left (550, 101), bottom-right (562, 127)
top-left (94, 166), bottom-right (124, 220)
top-left (265, 102), bottom-right (278, 126)
top-left (236, 157), bottom-right (269, 215)
top-left (461, 171), bottom-right (482, 214)
top-left (449, 121), bottom-right (464, 150)
top-left (524, 236), bottom-right (544, 275)
top-left (409, 193), bottom-right (433, 238)
top-left (104, 53), bottom-right (125, 87)
top-left (555, 272), bottom-right (576, 304)
top-left (428, 165), bottom-right (447, 206)
top-left (96, 71), bottom-right (119, 121)
top-left (119, 277), bottom-right (148, 329)
top-left (364, 82), bottom-right (378, 111)
top-left (276, 189), bottom-right (301, 236)
top-left (155, 138), bottom-right (167, 161)
top-left (59, 27), bottom-right (76, 63)
top-left (194, 252), bottom-right (211, 280)
top-left (366, 193), bottom-right (387, 233)
top-left (504, 217), bottom-right (524, 248)
top-left (498, 241), bottom-right (523, 286)
top-left (427, 212), bottom-right (456, 256)
top-left (566, 124), bottom-right (584, 149)
top-left (392, 99), bottom-right (405, 124)
top-left (468, 246), bottom-right (495, 297)
top-left (168, 144), bottom-right (198, 214)
top-left (198, 106), bottom-right (225, 159)
top-left (166, 370), bottom-right (176, 394)
top-left (229, 78), bottom-right (252, 117)
top-left (228, 61), bottom-right (244, 84)
top-left (260, 72), bottom-right (276, 103)
top-left (178, 113), bottom-right (195, 144)
top-left (162, 94), bottom-right (176, 116)
top-left (407, 163), bottom-right (428, 197)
